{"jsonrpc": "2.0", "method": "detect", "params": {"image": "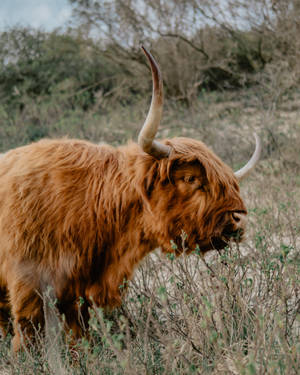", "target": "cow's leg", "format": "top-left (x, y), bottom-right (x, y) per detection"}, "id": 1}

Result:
top-left (0, 284), bottom-right (12, 337)
top-left (9, 280), bottom-right (44, 352)
top-left (59, 299), bottom-right (89, 340)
